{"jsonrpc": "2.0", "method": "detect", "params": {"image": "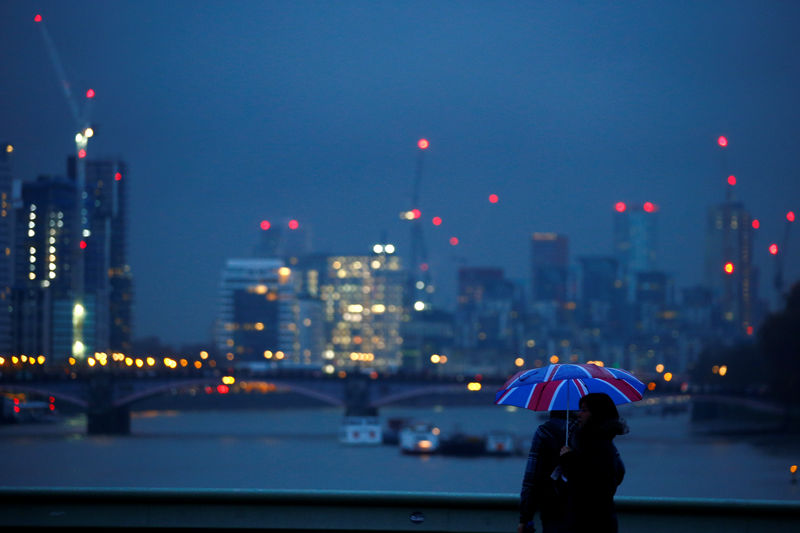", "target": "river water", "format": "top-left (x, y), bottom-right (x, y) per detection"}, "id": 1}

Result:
top-left (0, 403), bottom-right (798, 501)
